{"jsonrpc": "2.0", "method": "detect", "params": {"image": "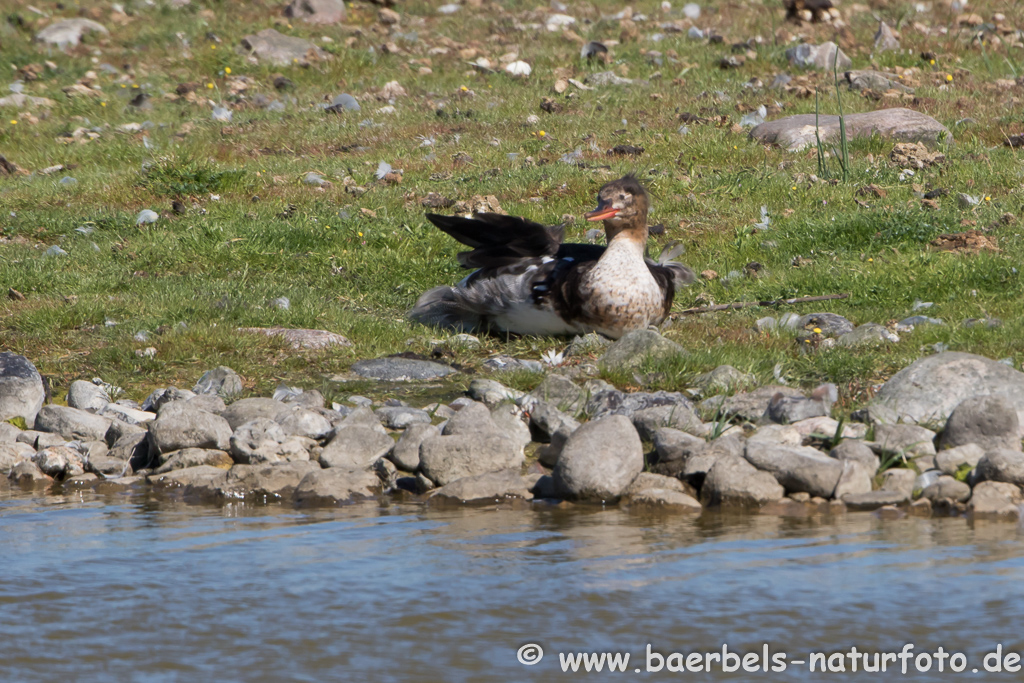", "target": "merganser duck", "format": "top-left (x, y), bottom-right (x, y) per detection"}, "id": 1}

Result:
top-left (409, 174), bottom-right (694, 339)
